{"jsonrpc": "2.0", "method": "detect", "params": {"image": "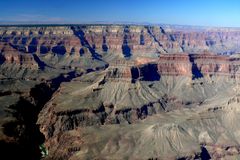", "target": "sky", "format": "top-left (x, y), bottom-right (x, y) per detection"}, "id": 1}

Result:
top-left (0, 0), bottom-right (240, 27)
